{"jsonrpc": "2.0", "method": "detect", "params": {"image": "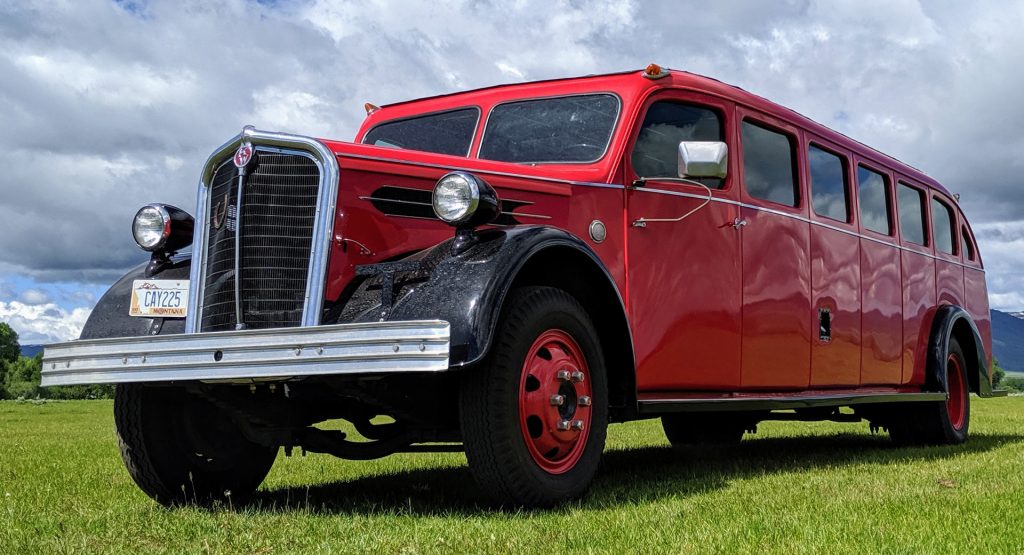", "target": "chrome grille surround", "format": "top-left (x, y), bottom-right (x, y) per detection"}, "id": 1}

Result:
top-left (185, 126), bottom-right (340, 334)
